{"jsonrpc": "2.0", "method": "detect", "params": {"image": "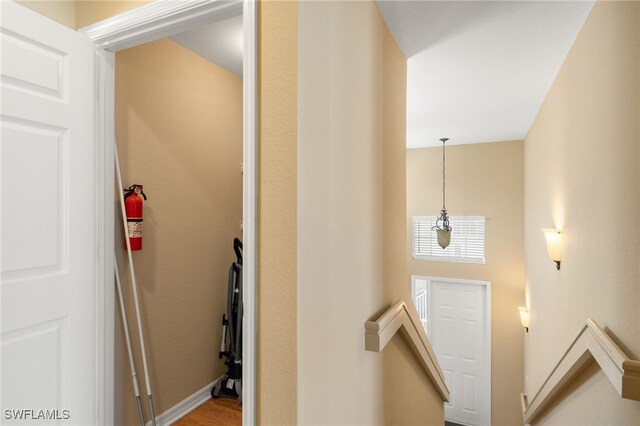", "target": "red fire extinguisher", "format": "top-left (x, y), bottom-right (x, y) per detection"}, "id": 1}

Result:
top-left (124, 184), bottom-right (147, 251)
